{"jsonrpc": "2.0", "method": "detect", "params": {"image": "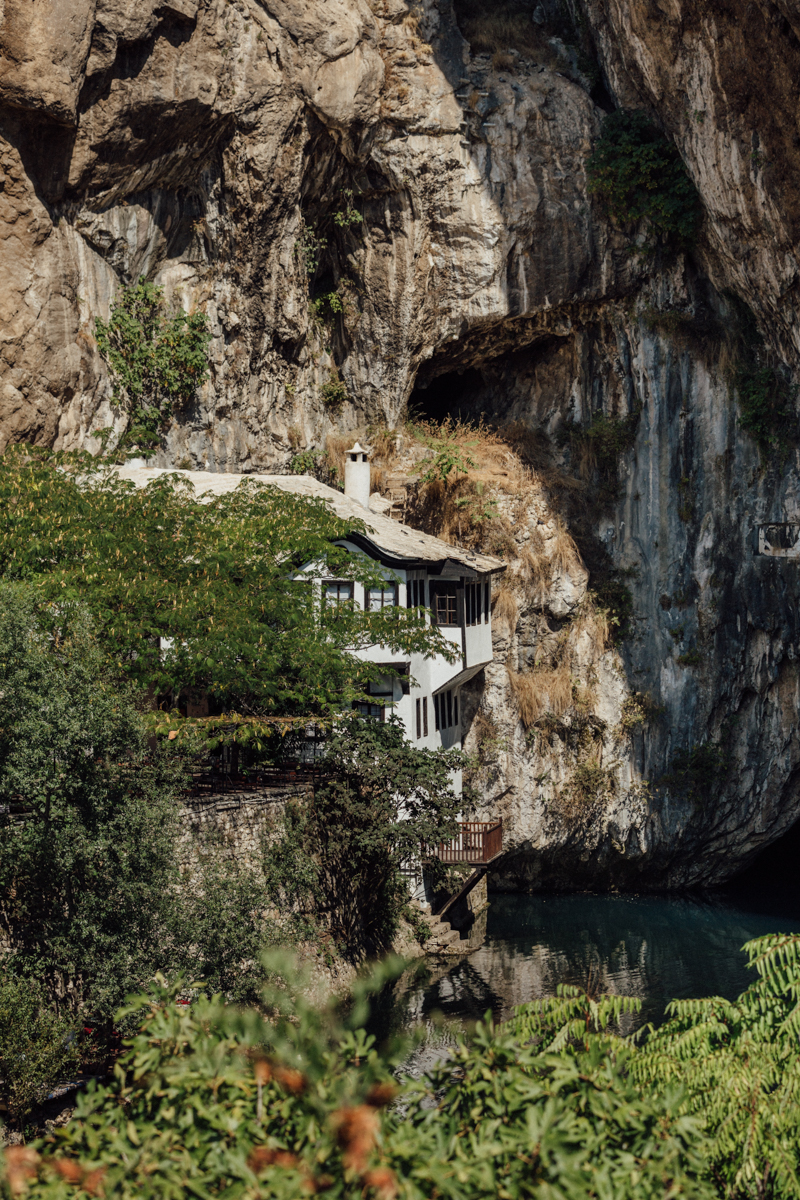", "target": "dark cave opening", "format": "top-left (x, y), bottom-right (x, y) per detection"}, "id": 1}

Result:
top-left (409, 367), bottom-right (489, 424)
top-left (720, 817), bottom-right (800, 919)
